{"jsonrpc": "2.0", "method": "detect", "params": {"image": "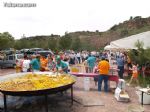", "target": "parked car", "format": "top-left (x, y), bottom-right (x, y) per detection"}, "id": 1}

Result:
top-left (29, 48), bottom-right (44, 53)
top-left (20, 49), bottom-right (30, 53)
top-left (0, 53), bottom-right (24, 68)
top-left (37, 50), bottom-right (53, 57)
